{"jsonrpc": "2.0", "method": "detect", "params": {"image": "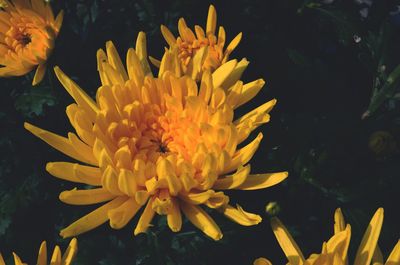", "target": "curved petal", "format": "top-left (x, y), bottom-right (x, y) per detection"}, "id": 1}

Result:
top-left (236, 171), bottom-right (288, 190)
top-left (271, 217), bottom-right (305, 265)
top-left (32, 63), bottom-right (46, 86)
top-left (221, 204), bottom-right (261, 226)
top-left (354, 208), bottom-right (384, 265)
top-left (180, 201), bottom-right (222, 240)
top-left (61, 238), bottom-right (78, 265)
top-left (59, 188), bottom-right (115, 205)
top-left (60, 197), bottom-right (127, 238)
